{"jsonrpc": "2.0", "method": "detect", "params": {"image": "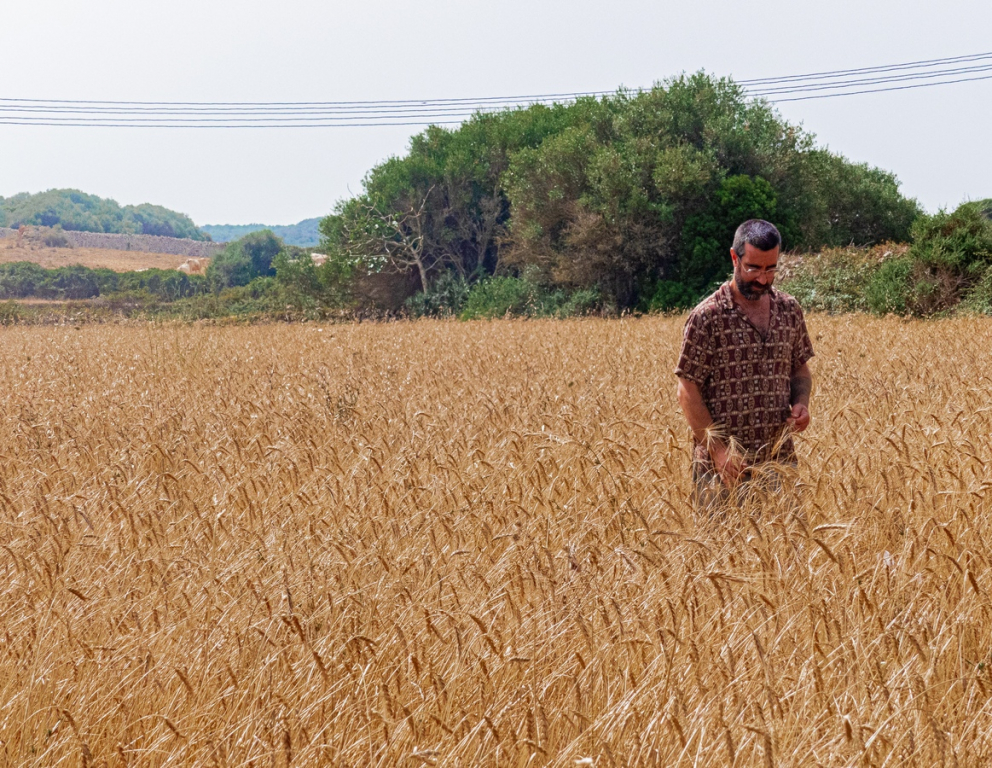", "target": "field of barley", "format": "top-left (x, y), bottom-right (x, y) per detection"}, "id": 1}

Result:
top-left (0, 239), bottom-right (191, 272)
top-left (1, 315), bottom-right (991, 766)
